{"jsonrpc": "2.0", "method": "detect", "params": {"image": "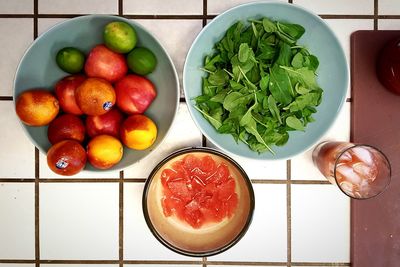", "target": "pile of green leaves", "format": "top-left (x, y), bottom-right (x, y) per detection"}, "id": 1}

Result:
top-left (194, 17), bottom-right (323, 154)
